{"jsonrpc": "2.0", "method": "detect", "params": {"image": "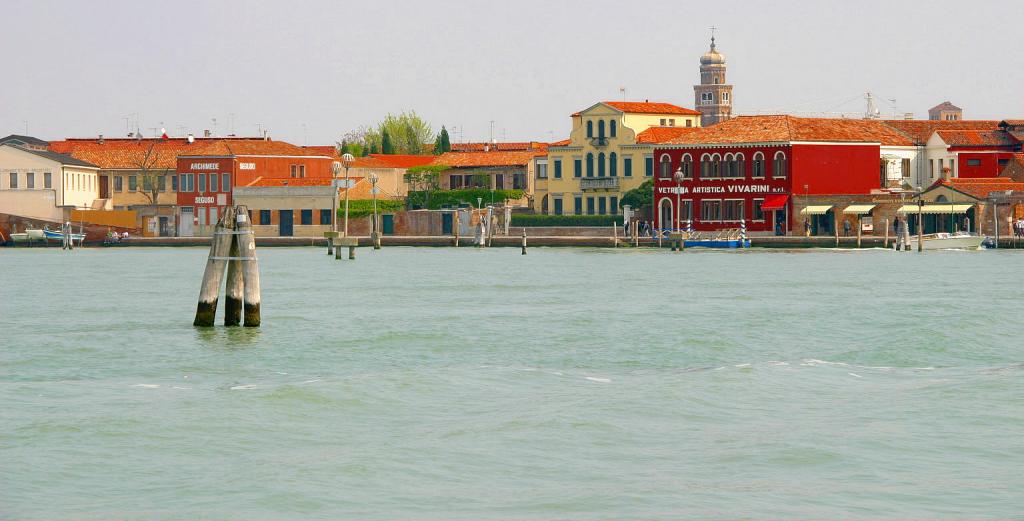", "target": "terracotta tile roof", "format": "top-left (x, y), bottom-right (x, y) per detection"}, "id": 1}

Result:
top-left (1001, 120), bottom-right (1024, 126)
top-left (636, 127), bottom-right (700, 144)
top-left (48, 138), bottom-right (201, 169)
top-left (450, 141), bottom-right (549, 153)
top-left (881, 120), bottom-right (1001, 145)
top-left (302, 145), bottom-right (340, 158)
top-left (933, 177), bottom-right (1024, 199)
top-left (600, 101), bottom-right (701, 116)
top-left (246, 177), bottom-right (345, 187)
top-left (662, 115), bottom-right (914, 146)
top-left (184, 139), bottom-right (326, 157)
top-left (935, 130), bottom-right (1018, 147)
top-left (434, 150), bottom-right (543, 168)
top-left (549, 138), bottom-right (571, 147)
top-left (369, 154), bottom-right (436, 168)
top-left (929, 101), bottom-right (961, 112)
